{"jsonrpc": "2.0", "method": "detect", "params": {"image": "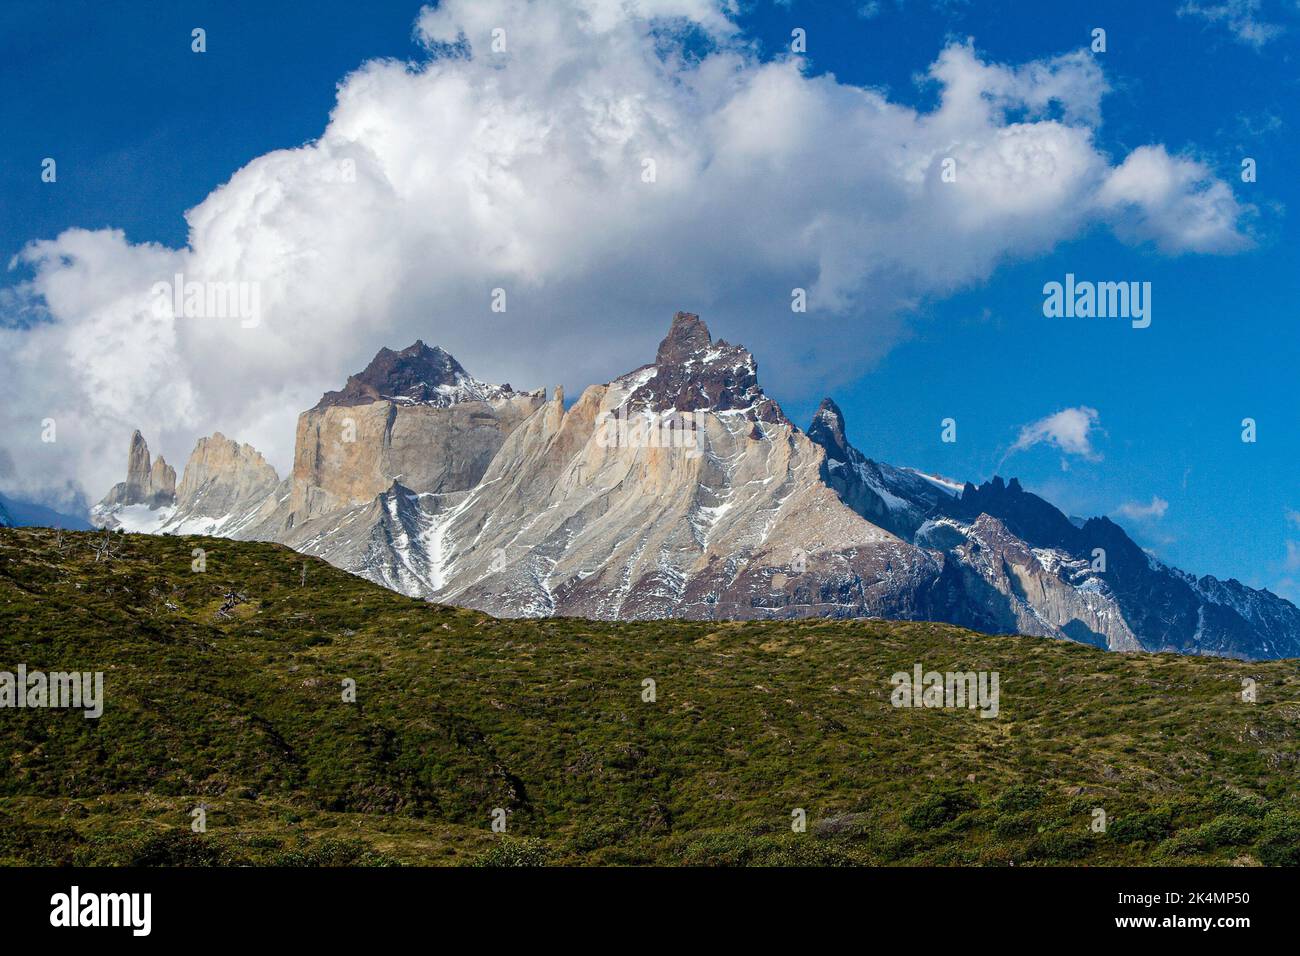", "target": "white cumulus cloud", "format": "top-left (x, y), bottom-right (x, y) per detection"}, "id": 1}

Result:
top-left (1009, 406), bottom-right (1104, 461)
top-left (0, 0), bottom-right (1252, 510)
